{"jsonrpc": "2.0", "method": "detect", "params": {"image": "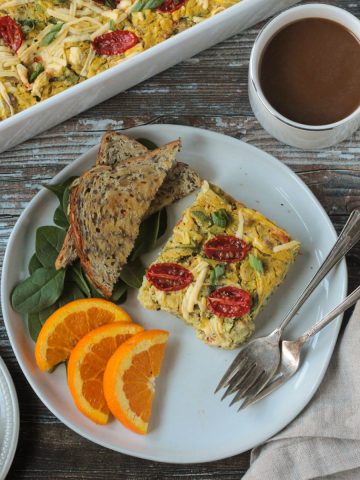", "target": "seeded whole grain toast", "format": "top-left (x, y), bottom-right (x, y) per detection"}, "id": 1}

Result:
top-left (55, 132), bottom-right (201, 270)
top-left (70, 140), bottom-right (181, 297)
